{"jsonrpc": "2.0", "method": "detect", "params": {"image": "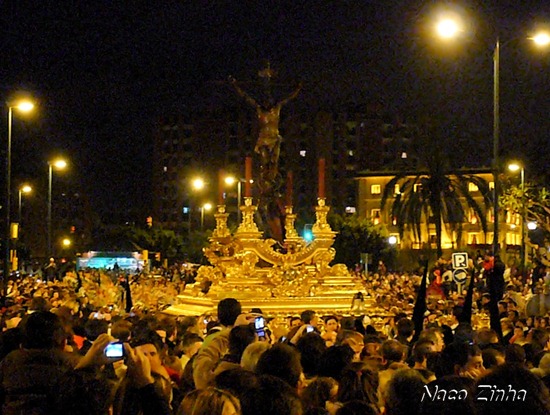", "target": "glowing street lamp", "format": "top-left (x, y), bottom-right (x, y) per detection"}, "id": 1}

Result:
top-left (4, 99), bottom-right (34, 281)
top-left (532, 32), bottom-right (550, 46)
top-left (62, 238), bottom-right (72, 248)
top-left (433, 16), bottom-right (549, 257)
top-left (48, 159), bottom-right (67, 258)
top-left (436, 18), bottom-right (460, 39)
top-left (192, 178), bottom-right (205, 191)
